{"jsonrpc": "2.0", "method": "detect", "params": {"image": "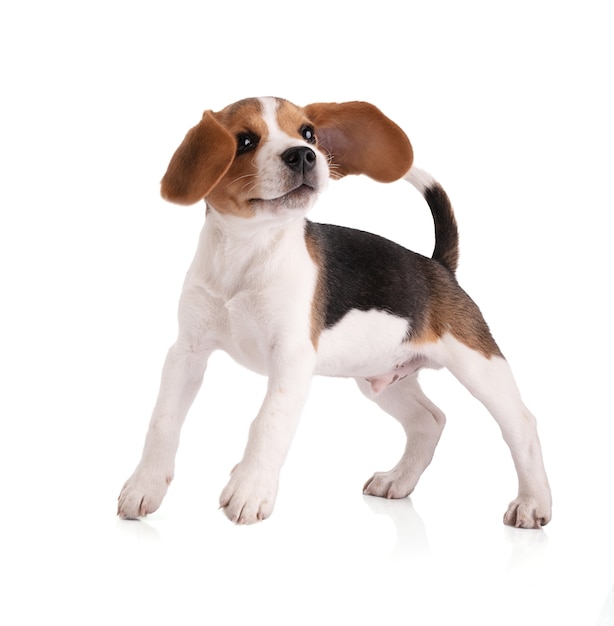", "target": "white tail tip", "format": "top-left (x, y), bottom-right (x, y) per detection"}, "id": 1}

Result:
top-left (404, 166), bottom-right (436, 194)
